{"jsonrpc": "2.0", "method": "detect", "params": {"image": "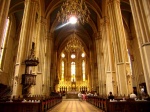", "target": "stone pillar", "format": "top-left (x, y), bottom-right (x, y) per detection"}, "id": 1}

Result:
top-left (107, 0), bottom-right (129, 95)
top-left (101, 17), bottom-right (117, 95)
top-left (95, 31), bottom-right (103, 95)
top-left (12, 0), bottom-right (38, 96)
top-left (0, 0), bottom-right (11, 52)
top-left (129, 0), bottom-right (150, 94)
top-left (100, 18), bottom-right (109, 96)
top-left (44, 32), bottom-right (53, 95)
top-left (33, 16), bottom-right (46, 95)
top-left (99, 29), bottom-right (106, 96)
top-left (89, 45), bottom-right (95, 91)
